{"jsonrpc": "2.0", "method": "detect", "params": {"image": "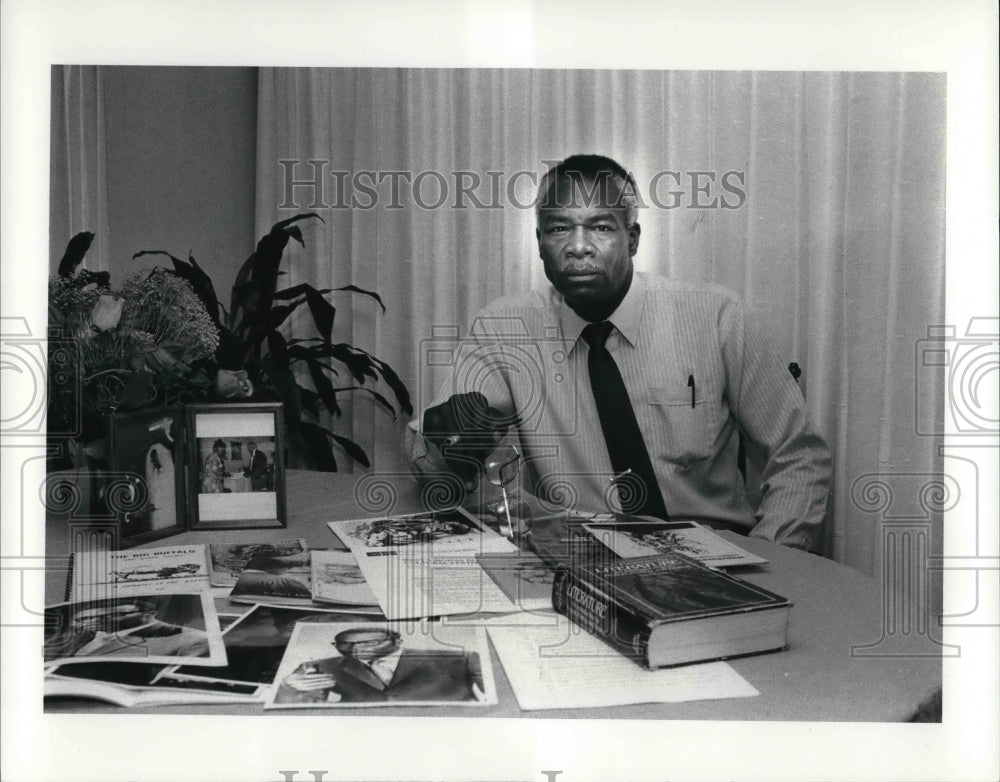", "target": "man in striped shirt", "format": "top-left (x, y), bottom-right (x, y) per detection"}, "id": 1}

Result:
top-left (410, 154), bottom-right (831, 550)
